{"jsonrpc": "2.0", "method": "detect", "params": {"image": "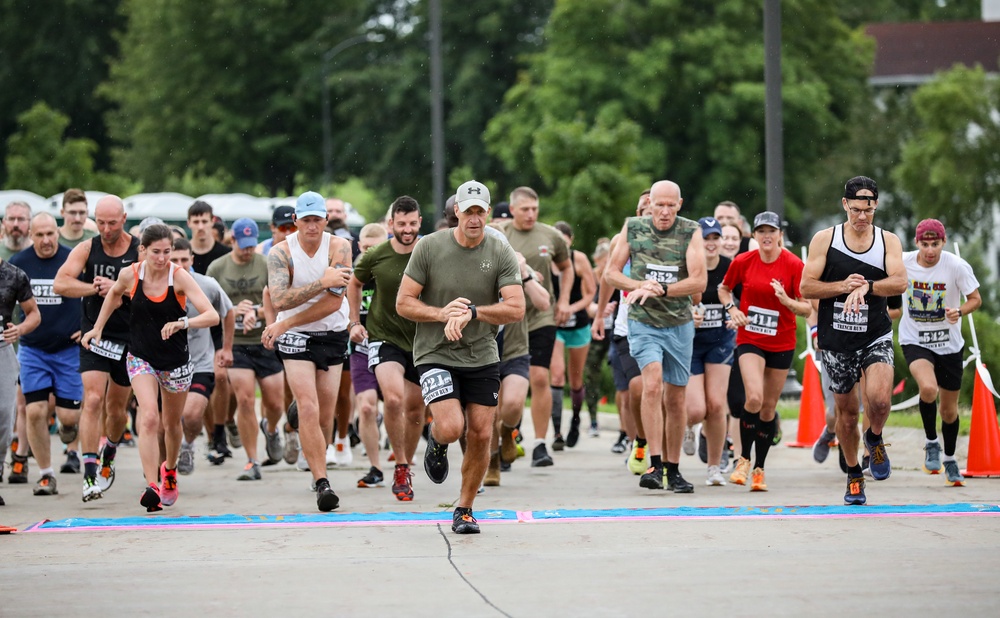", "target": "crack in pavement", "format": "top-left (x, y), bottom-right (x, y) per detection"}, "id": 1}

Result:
top-left (436, 524), bottom-right (513, 617)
